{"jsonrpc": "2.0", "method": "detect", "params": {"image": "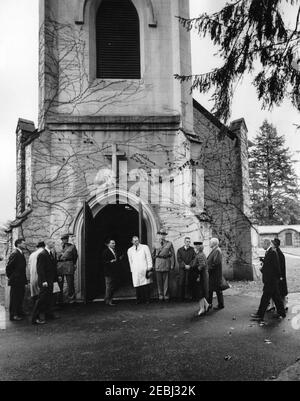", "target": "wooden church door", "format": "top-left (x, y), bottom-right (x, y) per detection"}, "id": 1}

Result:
top-left (82, 202), bottom-right (99, 303)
